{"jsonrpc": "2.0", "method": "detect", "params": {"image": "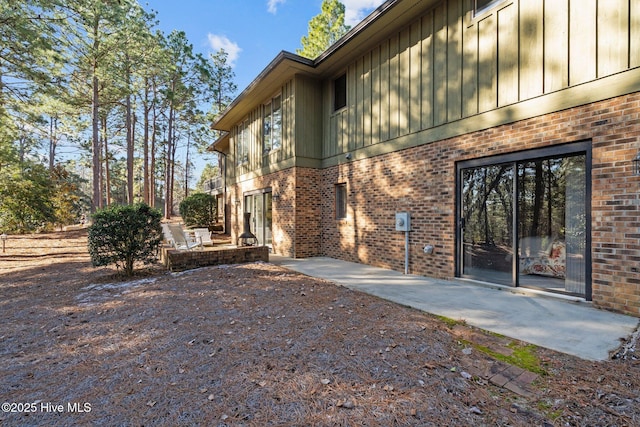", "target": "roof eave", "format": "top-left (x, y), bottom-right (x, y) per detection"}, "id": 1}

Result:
top-left (212, 51), bottom-right (315, 131)
top-left (314, 0), bottom-right (400, 65)
top-left (208, 131), bottom-right (230, 153)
